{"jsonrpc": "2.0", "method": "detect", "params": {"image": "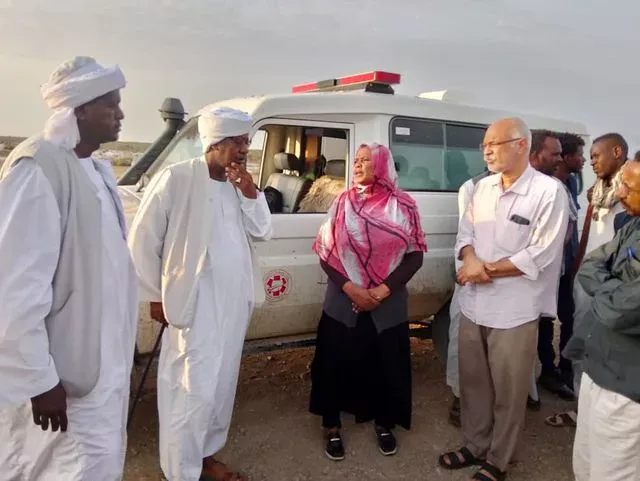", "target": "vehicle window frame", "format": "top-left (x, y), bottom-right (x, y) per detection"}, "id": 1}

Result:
top-left (389, 115), bottom-right (488, 193)
top-left (246, 129), bottom-right (268, 185)
top-left (251, 117), bottom-right (355, 208)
